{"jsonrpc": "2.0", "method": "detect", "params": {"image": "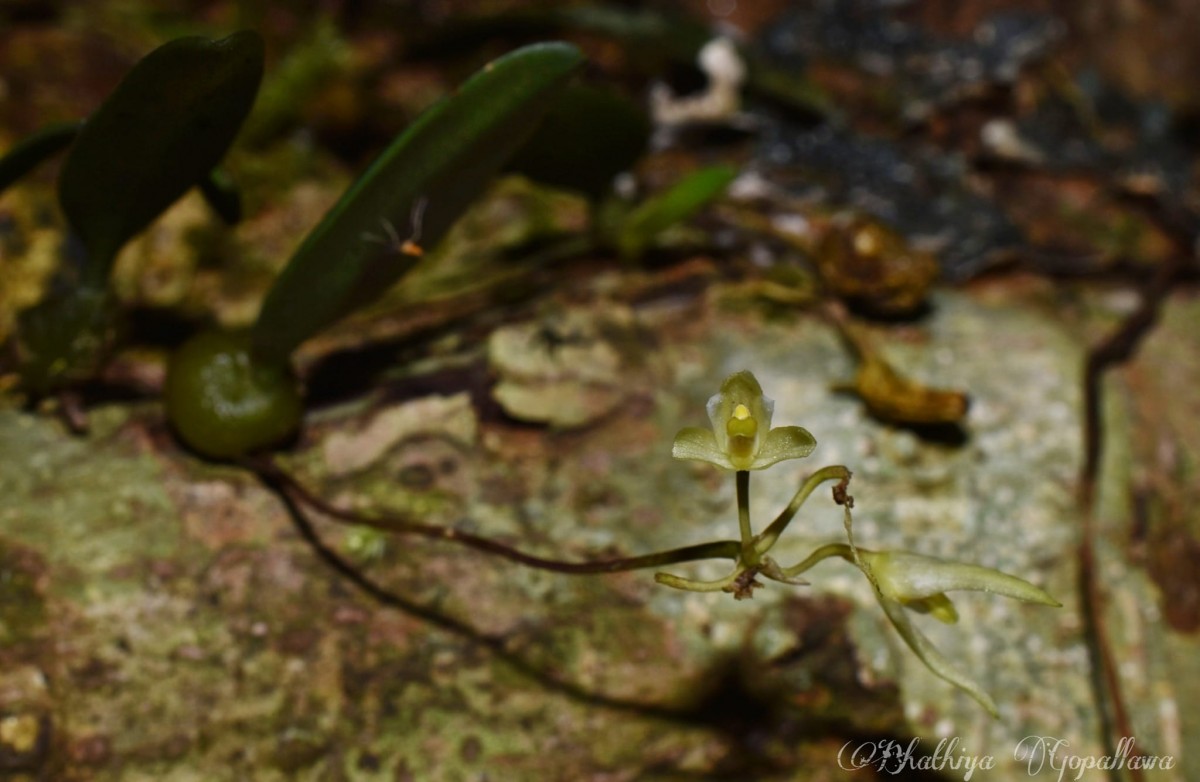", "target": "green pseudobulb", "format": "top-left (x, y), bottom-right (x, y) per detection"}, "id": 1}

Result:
top-left (165, 330), bottom-right (302, 459)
